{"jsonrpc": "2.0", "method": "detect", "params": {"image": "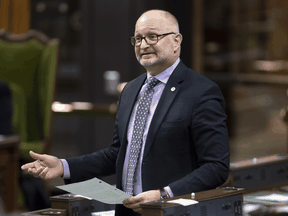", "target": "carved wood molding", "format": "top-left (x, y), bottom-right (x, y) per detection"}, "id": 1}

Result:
top-left (0, 28), bottom-right (52, 45)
